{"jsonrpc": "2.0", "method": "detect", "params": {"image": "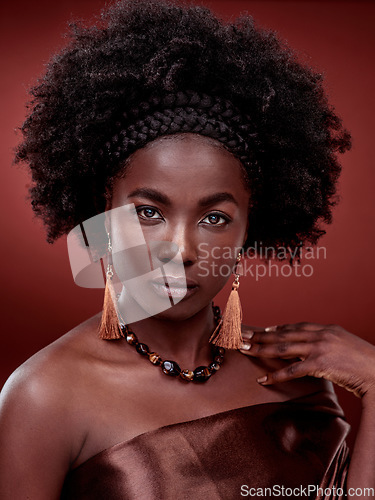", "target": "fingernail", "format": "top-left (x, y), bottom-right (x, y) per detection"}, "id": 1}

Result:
top-left (240, 342), bottom-right (252, 351)
top-left (247, 331), bottom-right (254, 339)
top-left (265, 326), bottom-right (277, 332)
top-left (257, 375), bottom-right (268, 384)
